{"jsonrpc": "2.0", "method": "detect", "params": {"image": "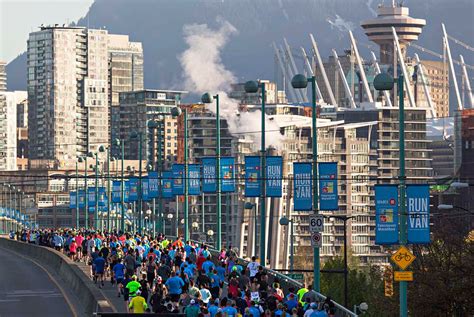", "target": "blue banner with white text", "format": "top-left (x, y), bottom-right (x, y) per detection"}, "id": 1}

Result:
top-left (172, 164), bottom-right (185, 195)
top-left (293, 162), bottom-right (312, 211)
top-left (245, 156), bottom-right (261, 197)
top-left (78, 190), bottom-right (85, 208)
top-left (129, 178), bottom-right (138, 201)
top-left (221, 157), bottom-right (235, 193)
top-left (202, 157), bottom-right (217, 193)
top-left (162, 171), bottom-right (173, 198)
top-left (375, 184), bottom-right (399, 245)
top-left (98, 187), bottom-right (107, 207)
top-left (70, 191), bottom-right (77, 209)
top-left (188, 164), bottom-right (201, 195)
top-left (125, 181), bottom-right (130, 203)
top-left (148, 172), bottom-right (159, 199)
top-left (266, 156), bottom-right (283, 197)
top-left (112, 181), bottom-right (121, 203)
top-left (407, 184), bottom-right (430, 244)
top-left (319, 162), bottom-right (338, 211)
top-left (87, 188), bottom-right (96, 213)
top-left (142, 178), bottom-right (150, 201)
